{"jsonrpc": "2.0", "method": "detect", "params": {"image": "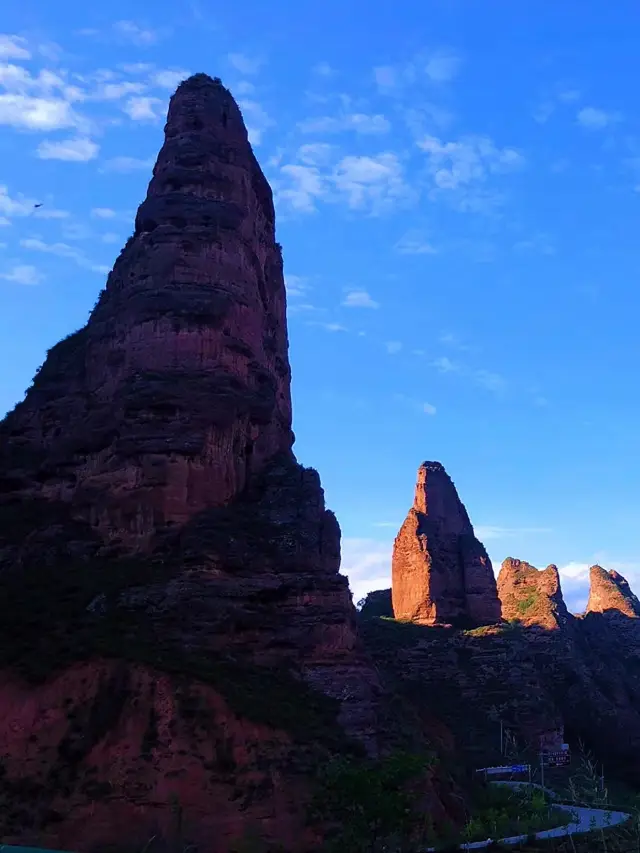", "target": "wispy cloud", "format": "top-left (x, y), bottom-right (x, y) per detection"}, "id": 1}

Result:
top-left (342, 289), bottom-right (379, 309)
top-left (341, 537), bottom-right (392, 603)
top-left (577, 106), bottom-right (619, 130)
top-left (36, 136), bottom-right (99, 161)
top-left (113, 21), bottom-right (161, 47)
top-left (425, 49), bottom-right (462, 82)
top-left (299, 113), bottom-right (390, 135)
top-left (474, 369), bottom-right (507, 393)
top-left (0, 263), bottom-right (41, 284)
top-left (432, 356), bottom-right (459, 373)
top-left (91, 207), bottom-right (116, 219)
top-left (100, 156), bottom-right (154, 173)
top-left (275, 150), bottom-right (411, 215)
top-left (147, 69), bottom-right (190, 90)
top-left (476, 525), bottom-right (552, 541)
top-left (395, 230), bottom-right (438, 255)
top-left (422, 402), bottom-right (437, 415)
top-left (228, 53), bottom-right (263, 75)
top-left (238, 99), bottom-right (273, 146)
top-left (386, 341), bottom-right (402, 354)
top-left (0, 35), bottom-right (31, 61)
top-left (123, 96), bottom-right (162, 121)
top-left (20, 237), bottom-right (109, 273)
top-left (420, 134), bottom-right (524, 191)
